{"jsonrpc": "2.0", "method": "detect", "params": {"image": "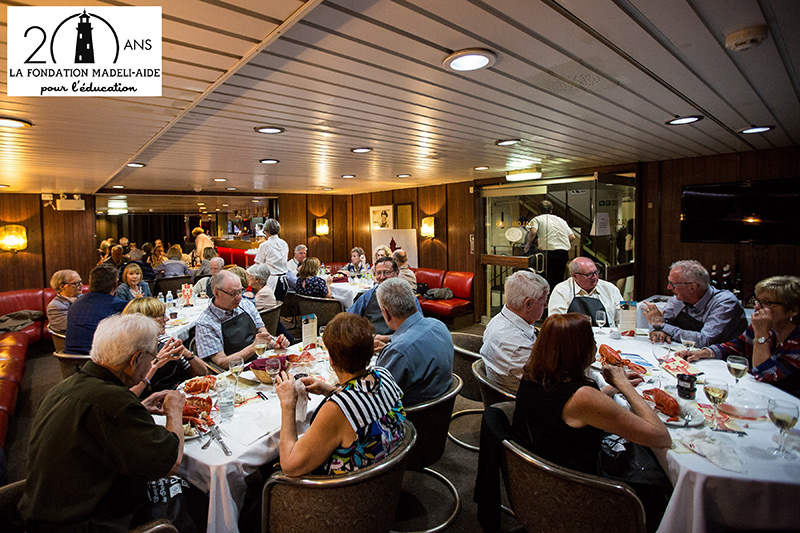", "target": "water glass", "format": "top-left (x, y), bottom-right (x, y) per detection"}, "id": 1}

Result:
top-left (217, 381), bottom-right (234, 422)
